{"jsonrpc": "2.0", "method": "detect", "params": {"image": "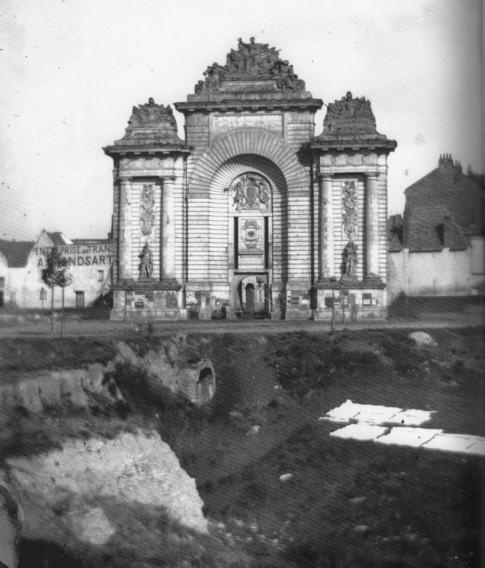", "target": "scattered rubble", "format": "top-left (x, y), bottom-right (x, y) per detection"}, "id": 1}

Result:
top-left (408, 331), bottom-right (437, 347)
top-left (279, 473), bottom-right (293, 482)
